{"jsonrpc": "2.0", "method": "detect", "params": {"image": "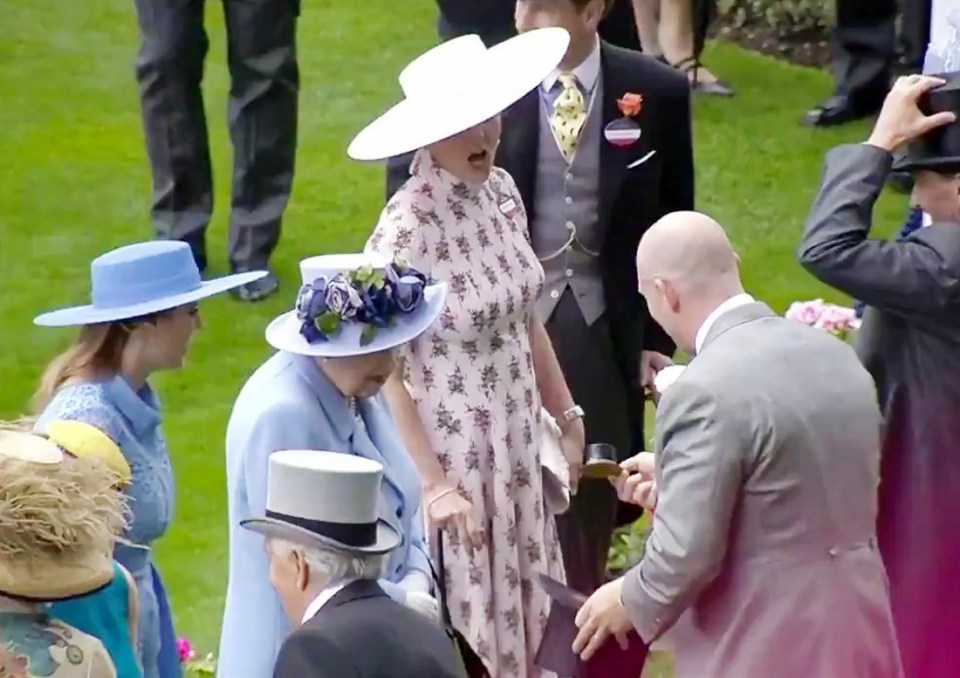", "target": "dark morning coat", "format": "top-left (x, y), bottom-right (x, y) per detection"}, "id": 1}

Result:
top-left (273, 580), bottom-right (465, 678)
top-left (496, 42), bottom-right (694, 459)
top-left (798, 142), bottom-right (960, 678)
